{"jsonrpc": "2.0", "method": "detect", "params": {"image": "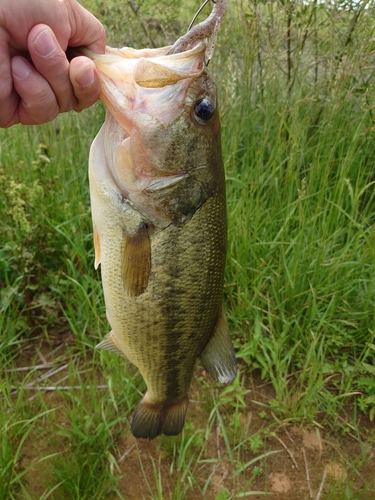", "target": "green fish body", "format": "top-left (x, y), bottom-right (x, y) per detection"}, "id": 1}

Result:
top-left (86, 35), bottom-right (236, 439)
